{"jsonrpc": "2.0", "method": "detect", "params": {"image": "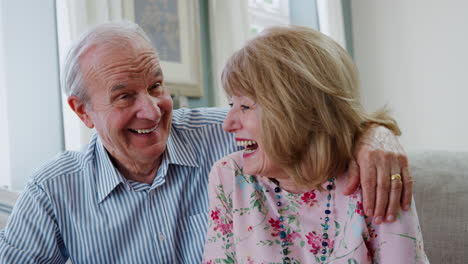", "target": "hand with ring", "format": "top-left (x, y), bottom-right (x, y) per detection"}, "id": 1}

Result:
top-left (391, 174), bottom-right (402, 181)
top-left (344, 125), bottom-right (413, 225)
